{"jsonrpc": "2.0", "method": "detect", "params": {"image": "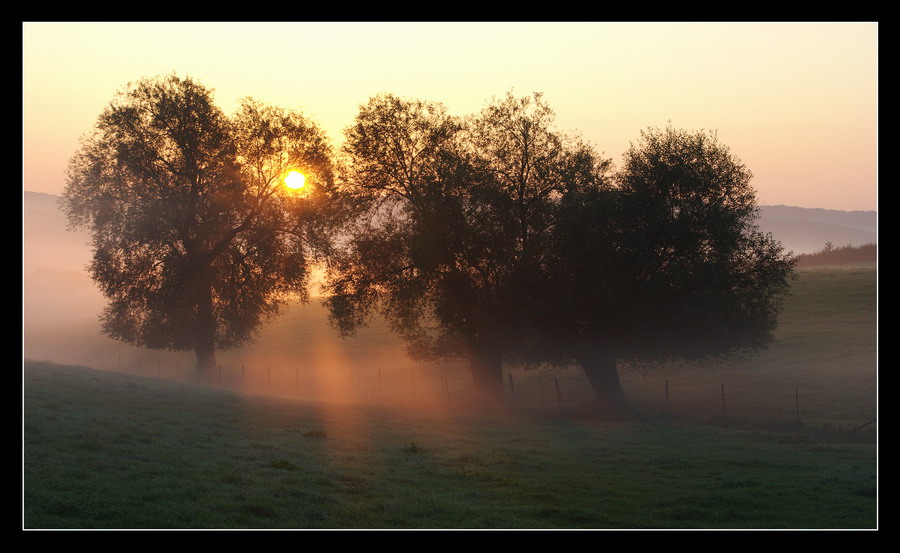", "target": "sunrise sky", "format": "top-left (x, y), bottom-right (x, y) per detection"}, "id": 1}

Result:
top-left (22, 22), bottom-right (877, 211)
